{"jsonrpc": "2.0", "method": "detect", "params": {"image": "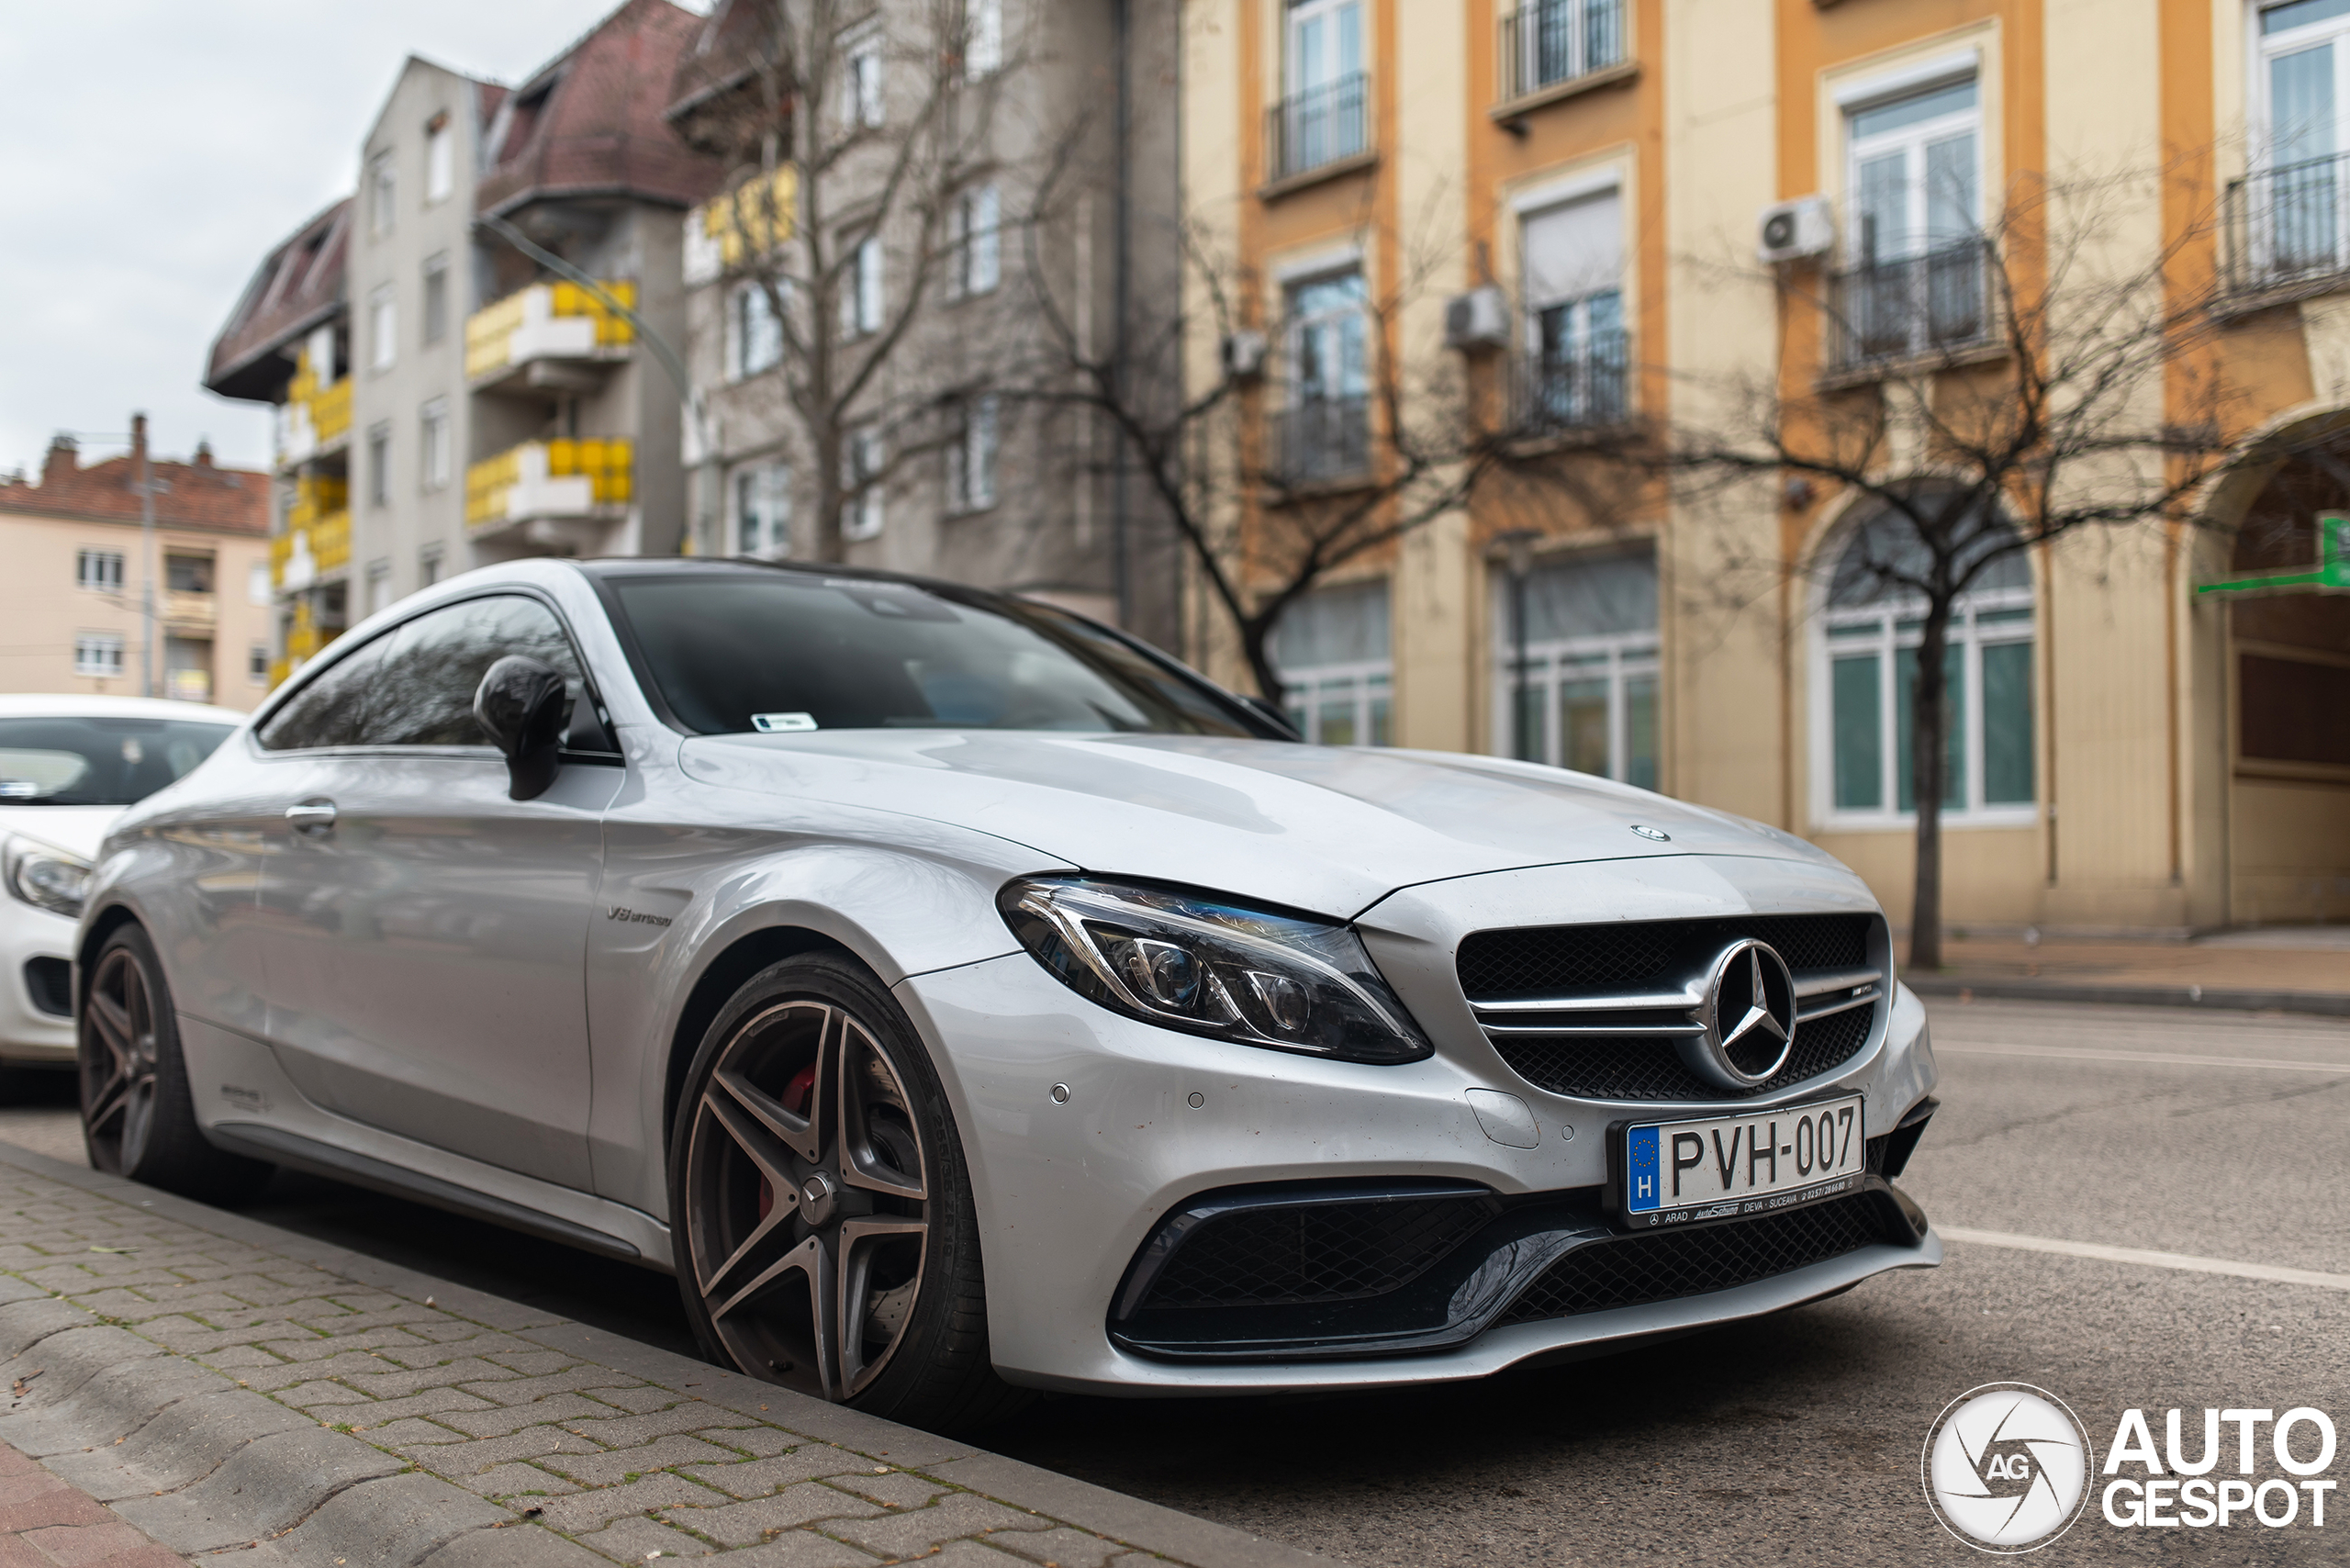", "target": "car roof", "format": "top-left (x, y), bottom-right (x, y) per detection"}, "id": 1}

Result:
top-left (0, 693), bottom-right (248, 725)
top-left (576, 555), bottom-right (1009, 599)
